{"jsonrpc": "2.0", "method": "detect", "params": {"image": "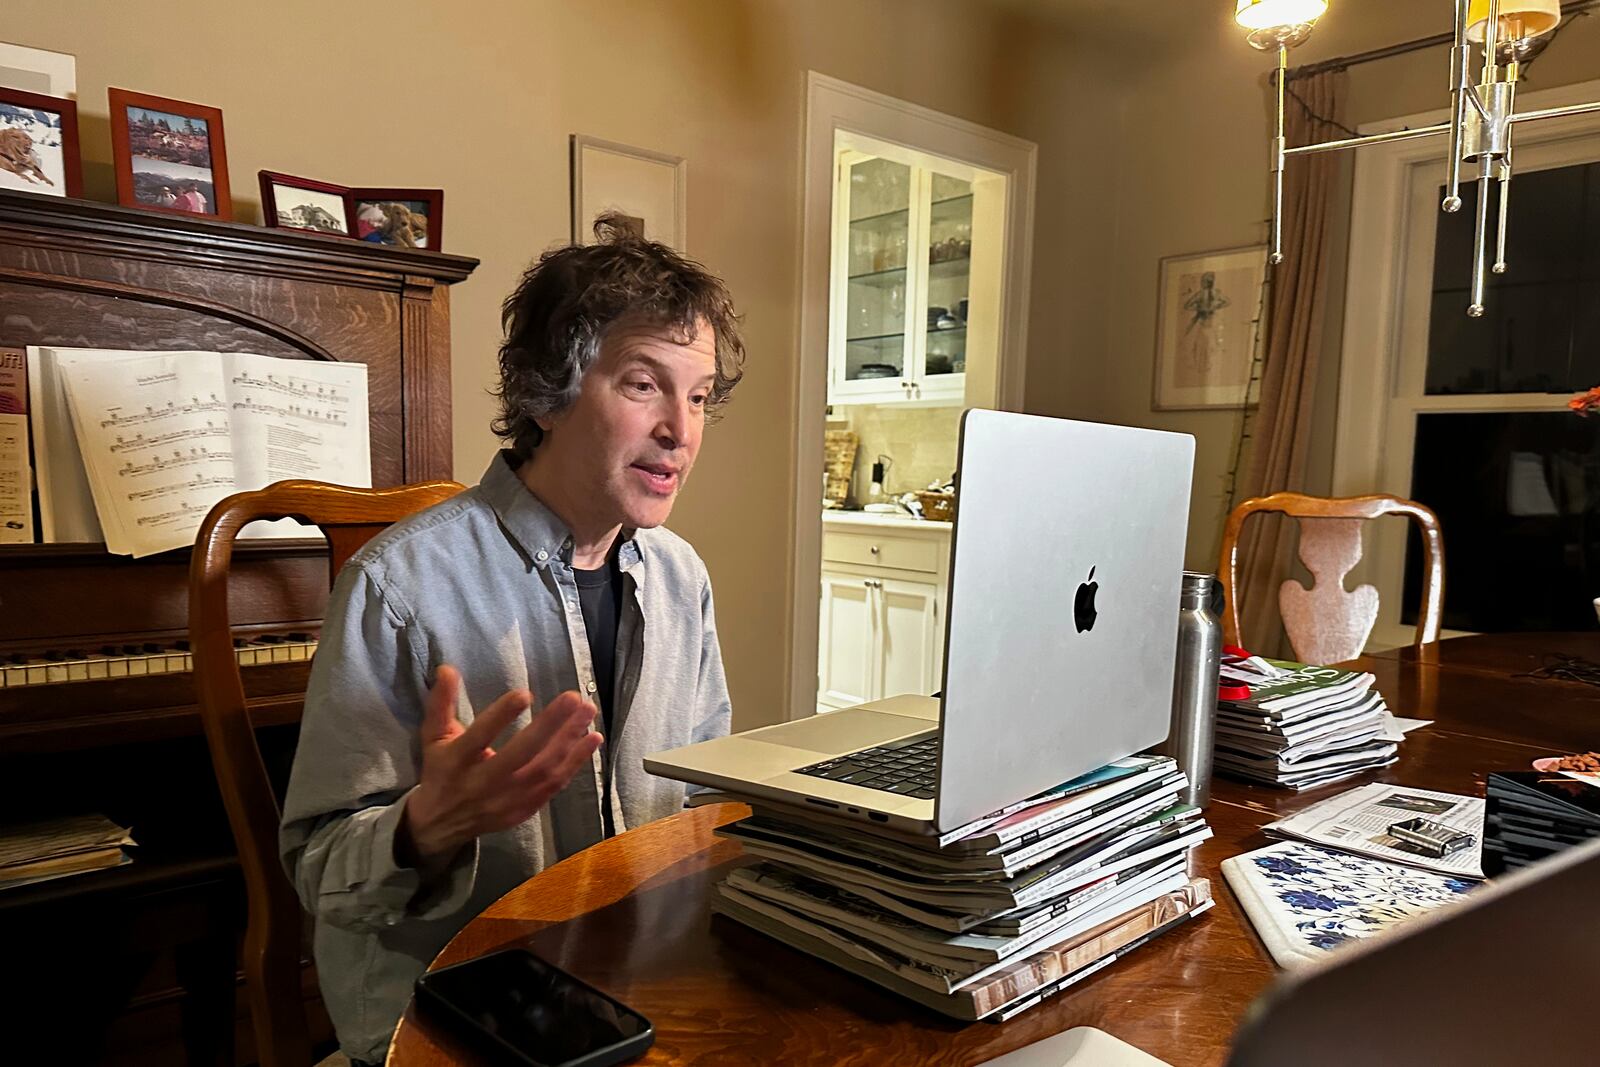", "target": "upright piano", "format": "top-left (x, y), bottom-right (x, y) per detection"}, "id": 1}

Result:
top-left (0, 189), bottom-right (477, 1064)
